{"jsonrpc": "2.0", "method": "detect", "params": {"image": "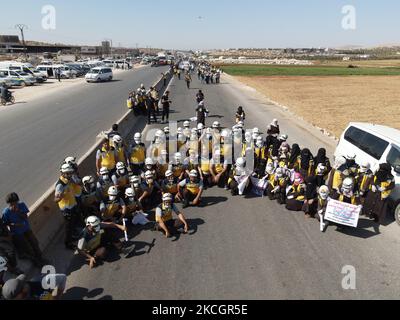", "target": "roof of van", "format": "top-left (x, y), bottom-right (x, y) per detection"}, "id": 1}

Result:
top-left (350, 122), bottom-right (400, 145)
